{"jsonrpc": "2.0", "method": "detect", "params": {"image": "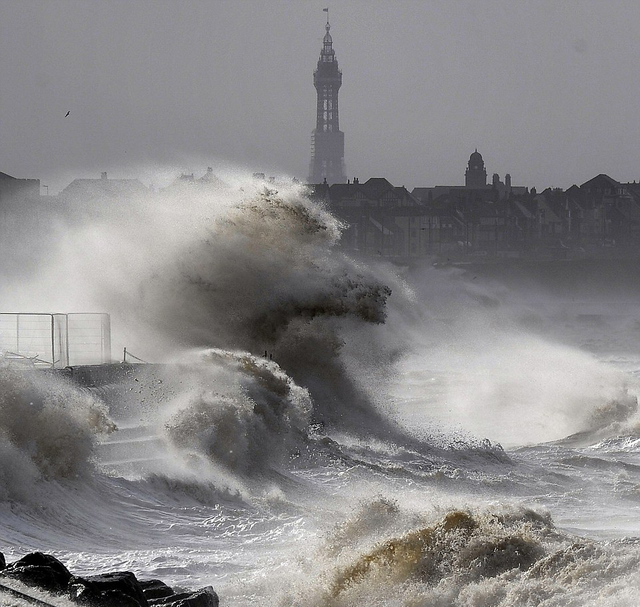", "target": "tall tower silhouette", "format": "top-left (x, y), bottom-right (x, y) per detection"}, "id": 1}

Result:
top-left (308, 10), bottom-right (346, 184)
